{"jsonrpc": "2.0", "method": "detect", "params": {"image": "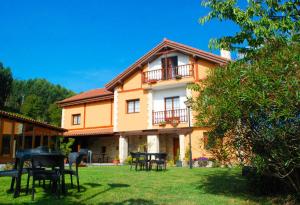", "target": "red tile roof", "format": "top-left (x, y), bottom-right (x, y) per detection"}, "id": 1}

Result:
top-left (0, 110), bottom-right (66, 132)
top-left (63, 127), bottom-right (114, 137)
top-left (57, 88), bottom-right (113, 107)
top-left (105, 38), bottom-right (230, 91)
